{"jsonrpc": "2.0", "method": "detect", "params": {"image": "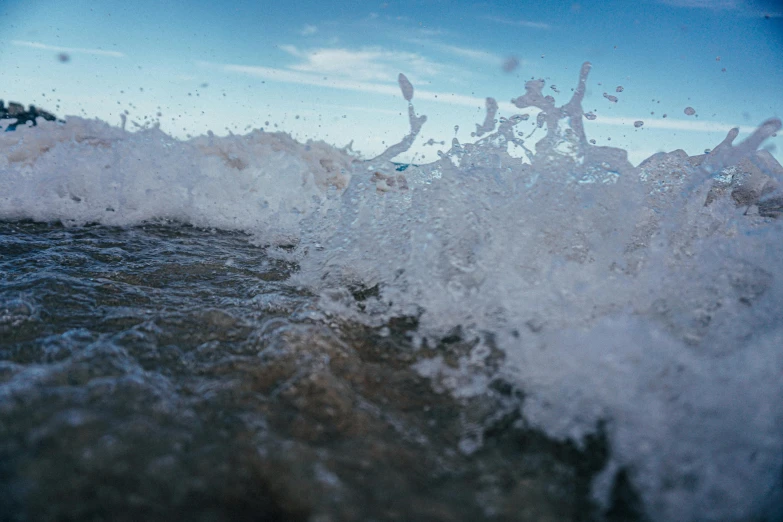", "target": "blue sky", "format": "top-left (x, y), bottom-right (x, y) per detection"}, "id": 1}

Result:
top-left (1, 0), bottom-right (781, 164)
